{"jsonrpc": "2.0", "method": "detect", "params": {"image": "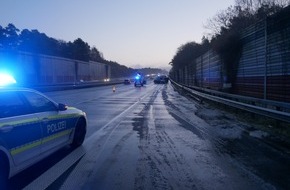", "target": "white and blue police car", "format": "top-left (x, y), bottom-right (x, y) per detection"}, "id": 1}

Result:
top-left (0, 74), bottom-right (87, 188)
